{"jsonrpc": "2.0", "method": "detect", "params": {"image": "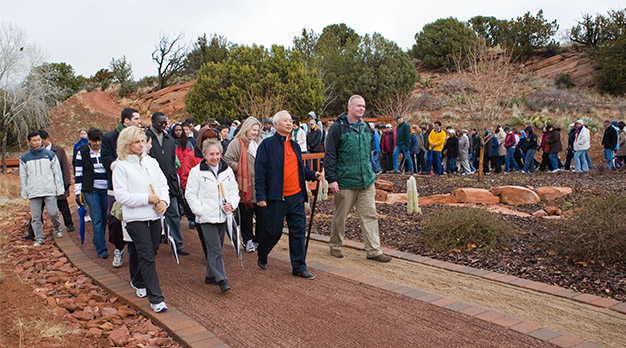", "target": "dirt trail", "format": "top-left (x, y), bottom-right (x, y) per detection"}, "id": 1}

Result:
top-left (291, 238), bottom-right (626, 348)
